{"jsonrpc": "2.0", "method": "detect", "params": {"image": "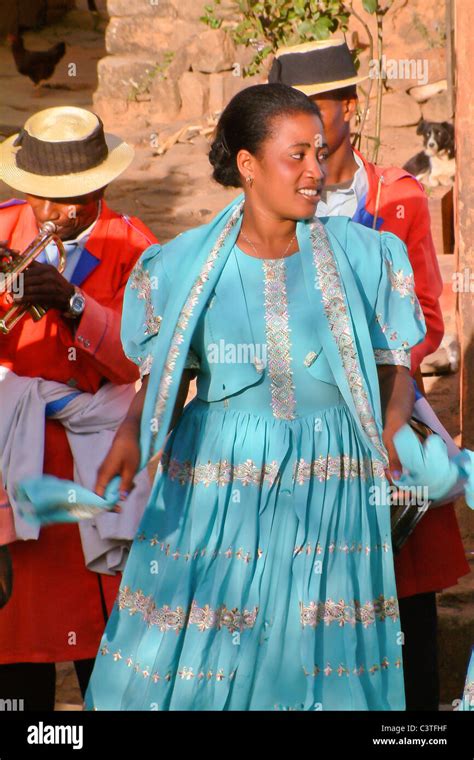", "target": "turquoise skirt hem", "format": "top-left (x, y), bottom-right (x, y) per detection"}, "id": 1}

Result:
top-left (85, 398), bottom-right (405, 711)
